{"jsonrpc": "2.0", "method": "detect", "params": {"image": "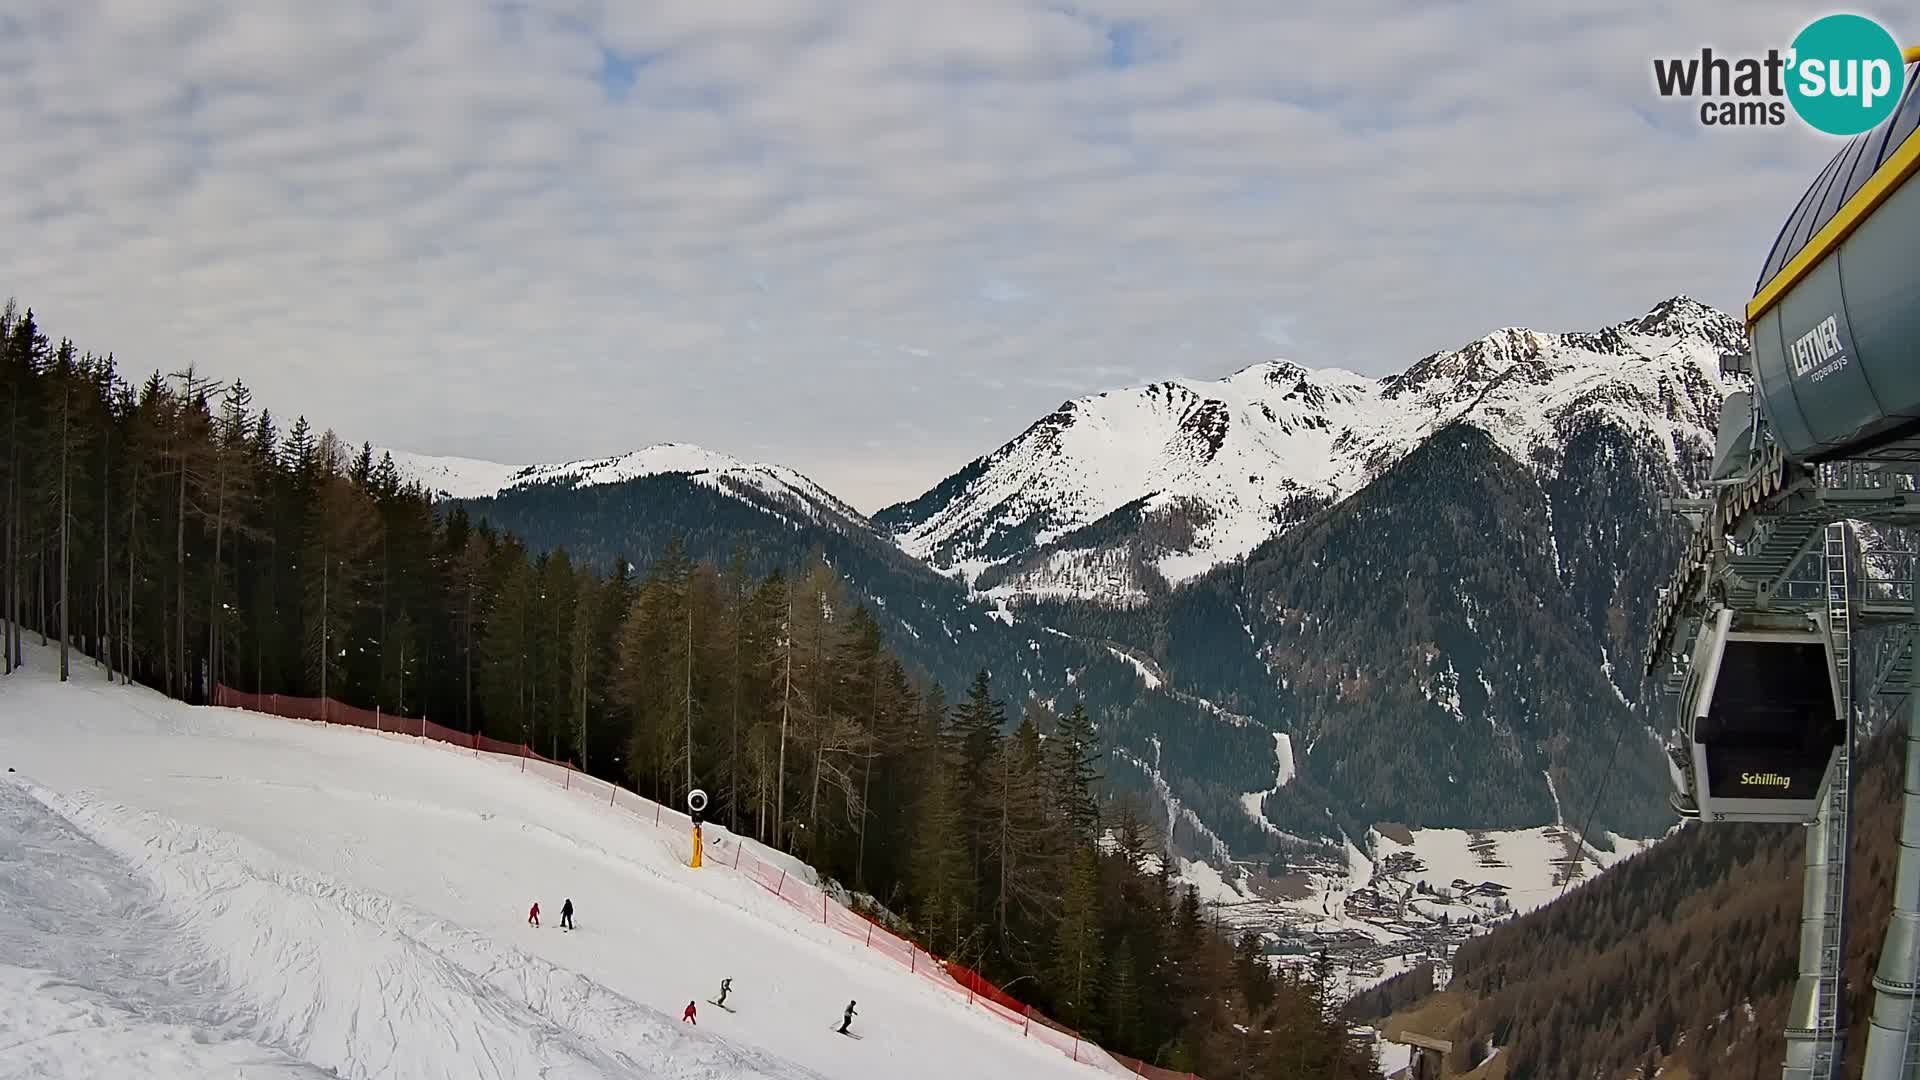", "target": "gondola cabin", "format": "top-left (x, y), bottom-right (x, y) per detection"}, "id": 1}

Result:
top-left (1676, 608), bottom-right (1845, 824)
